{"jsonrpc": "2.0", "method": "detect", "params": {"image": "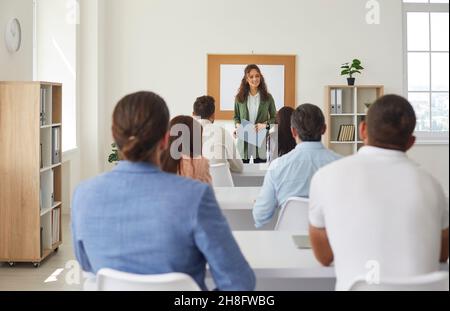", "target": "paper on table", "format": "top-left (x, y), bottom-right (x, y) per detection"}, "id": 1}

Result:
top-left (237, 119), bottom-right (267, 148)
